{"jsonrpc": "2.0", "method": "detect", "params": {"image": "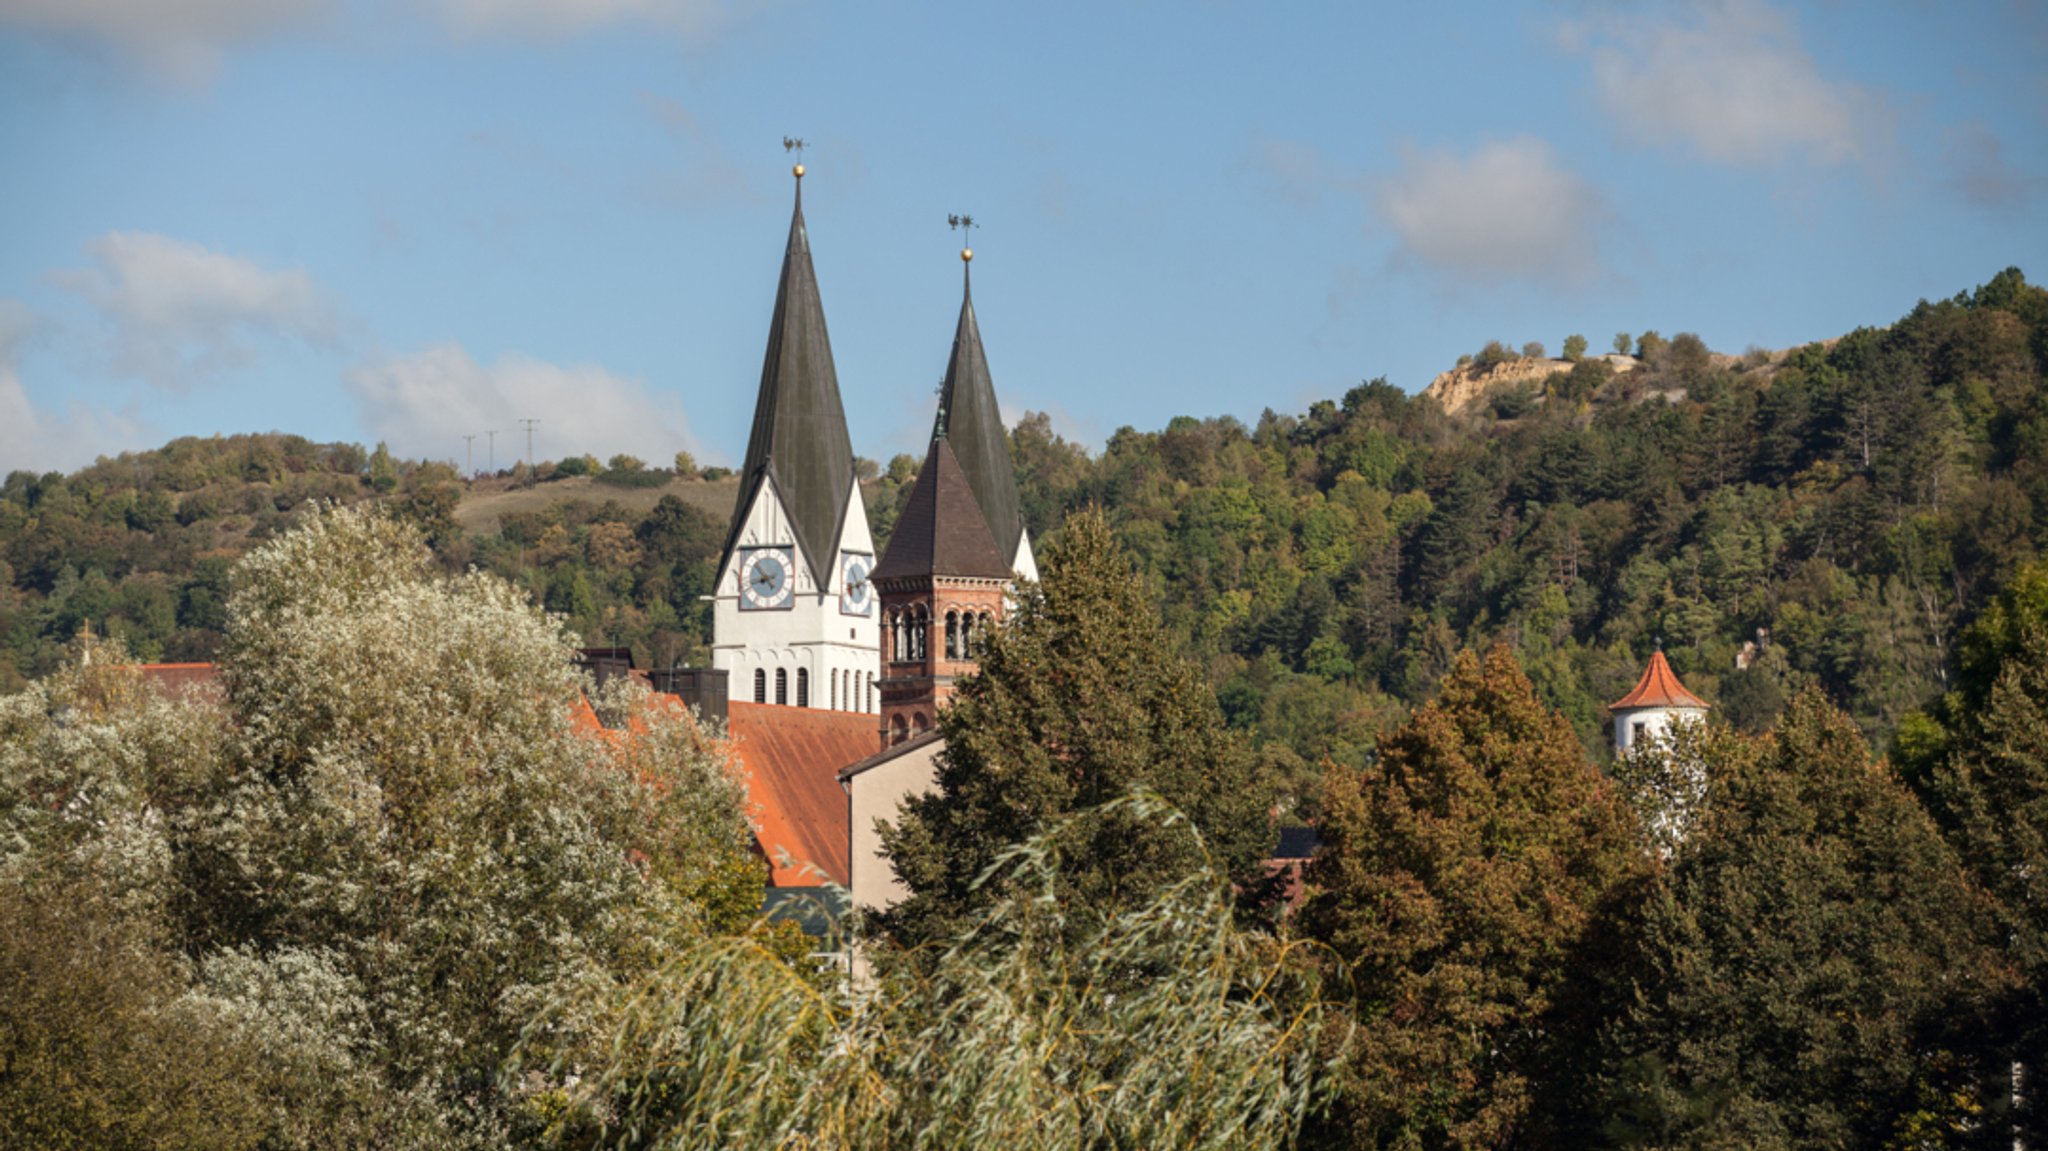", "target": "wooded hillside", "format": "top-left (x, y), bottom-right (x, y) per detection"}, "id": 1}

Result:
top-left (4, 268), bottom-right (2043, 796)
